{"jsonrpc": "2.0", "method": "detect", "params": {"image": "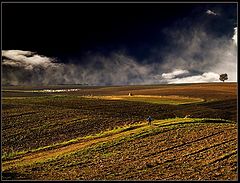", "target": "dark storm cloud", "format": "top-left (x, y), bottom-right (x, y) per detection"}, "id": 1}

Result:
top-left (2, 50), bottom-right (160, 85)
top-left (147, 4), bottom-right (237, 82)
top-left (2, 3), bottom-right (208, 60)
top-left (2, 3), bottom-right (237, 85)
